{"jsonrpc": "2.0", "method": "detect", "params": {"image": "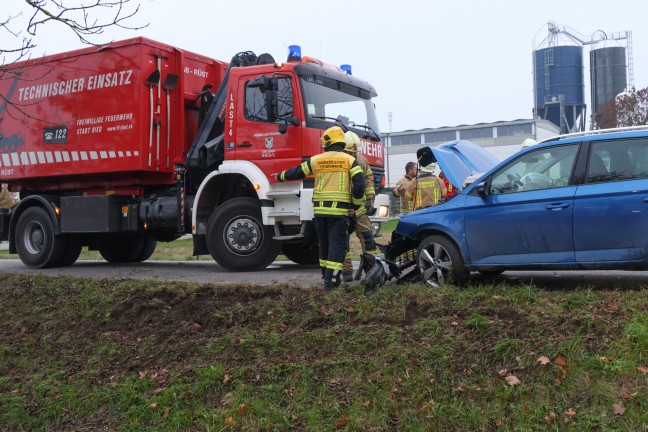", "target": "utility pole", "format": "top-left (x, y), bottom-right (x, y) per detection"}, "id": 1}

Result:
top-left (386, 112), bottom-right (393, 187)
